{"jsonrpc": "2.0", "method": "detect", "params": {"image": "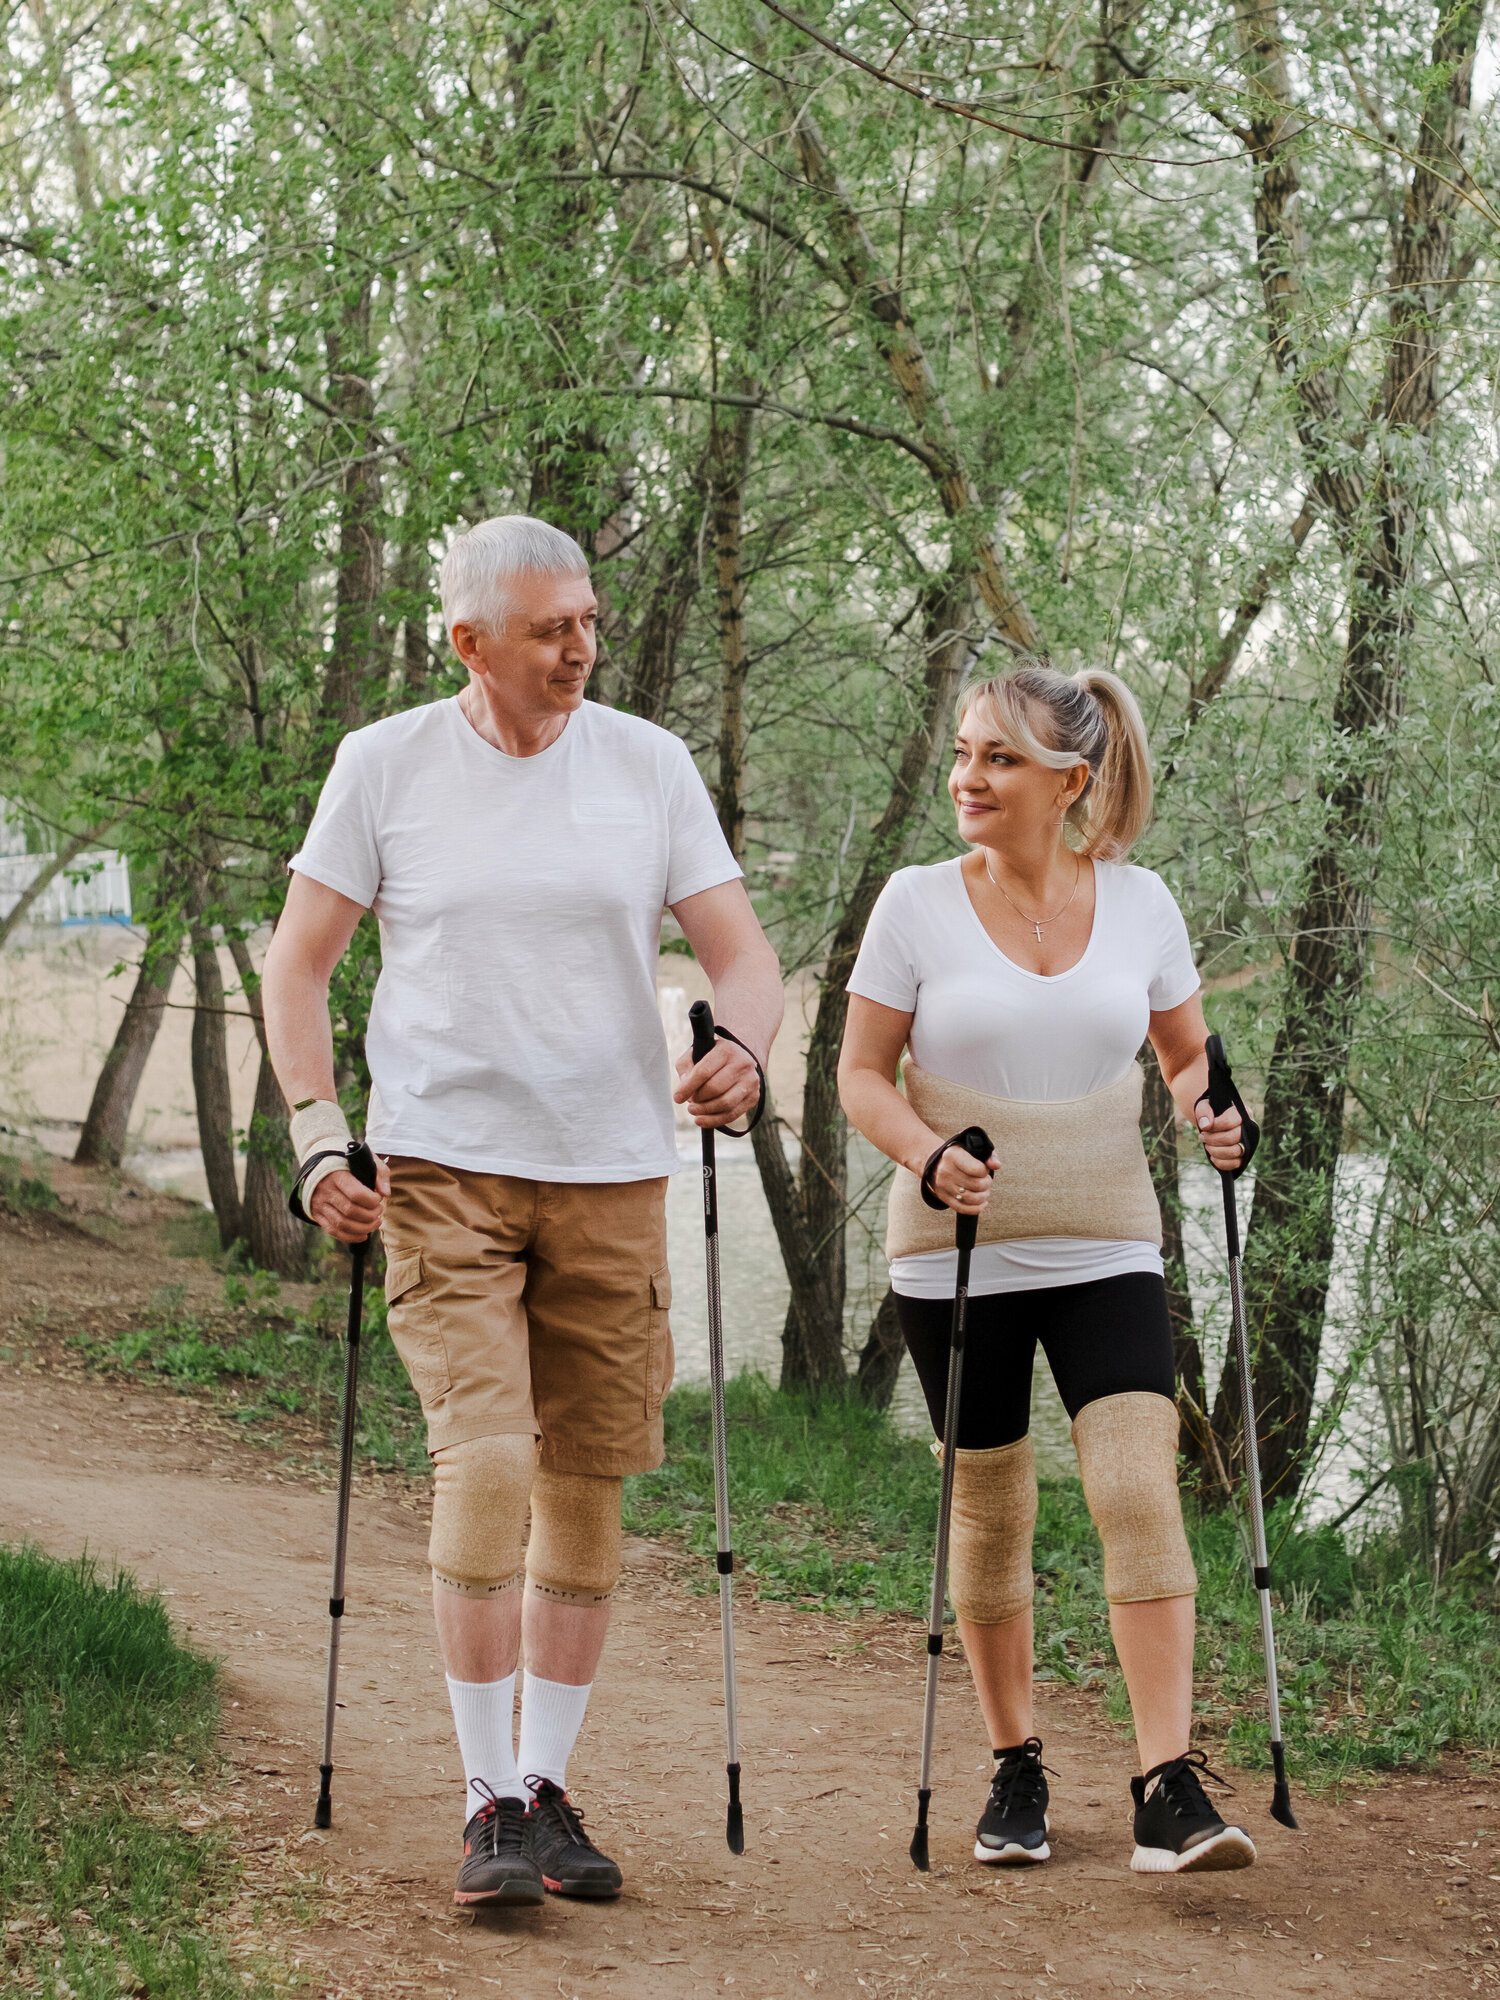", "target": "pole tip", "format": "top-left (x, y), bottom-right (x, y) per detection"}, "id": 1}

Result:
top-left (314, 1796), bottom-right (331, 1830)
top-left (909, 1825), bottom-right (929, 1872)
top-left (314, 1764), bottom-right (333, 1829)
top-left (1270, 1783), bottom-right (1298, 1829)
top-left (726, 1803), bottom-right (745, 1855)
